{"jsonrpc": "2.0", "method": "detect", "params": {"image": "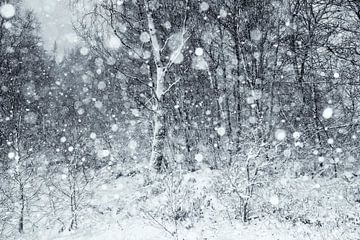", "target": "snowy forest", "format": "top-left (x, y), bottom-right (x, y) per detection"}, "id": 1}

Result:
top-left (1, 0), bottom-right (360, 239)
